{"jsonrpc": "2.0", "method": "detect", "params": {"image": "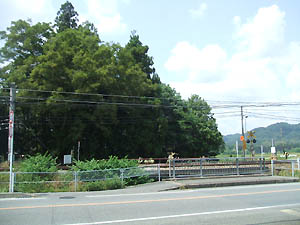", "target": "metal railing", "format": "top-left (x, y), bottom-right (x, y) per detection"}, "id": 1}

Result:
top-left (161, 157), bottom-right (269, 179)
top-left (271, 159), bottom-right (300, 177)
